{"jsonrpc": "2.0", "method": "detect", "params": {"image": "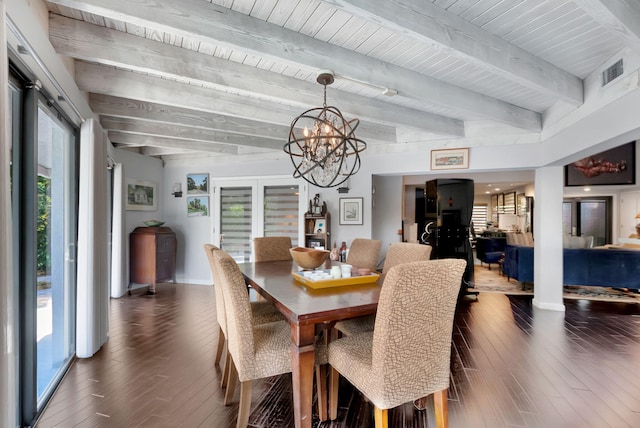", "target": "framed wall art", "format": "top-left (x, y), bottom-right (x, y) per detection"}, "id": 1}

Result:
top-left (565, 142), bottom-right (635, 186)
top-left (187, 173), bottom-right (209, 195)
top-left (187, 196), bottom-right (209, 217)
top-left (126, 179), bottom-right (157, 211)
top-left (430, 148), bottom-right (469, 170)
top-left (339, 197), bottom-right (363, 225)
